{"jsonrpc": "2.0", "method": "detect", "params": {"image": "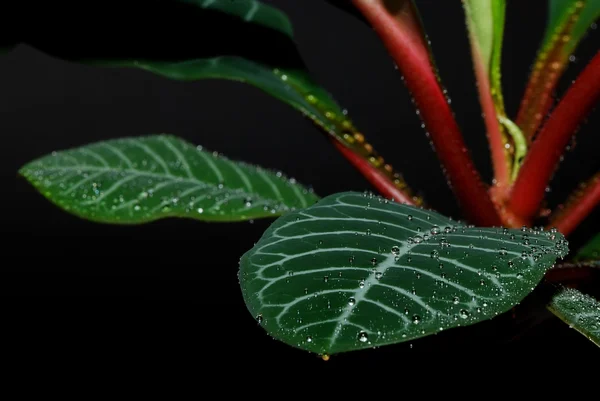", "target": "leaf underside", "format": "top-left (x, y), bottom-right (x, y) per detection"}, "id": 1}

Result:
top-left (239, 192), bottom-right (569, 355)
top-left (19, 135), bottom-right (319, 223)
top-left (548, 287), bottom-right (600, 347)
